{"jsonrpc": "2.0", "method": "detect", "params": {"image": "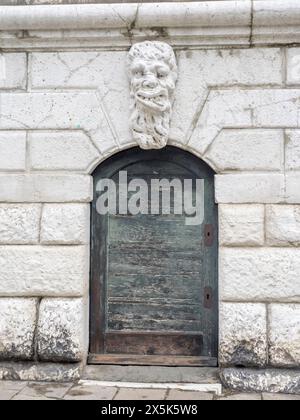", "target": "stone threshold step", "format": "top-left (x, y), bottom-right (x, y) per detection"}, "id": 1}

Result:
top-left (83, 365), bottom-right (220, 384)
top-left (83, 365), bottom-right (222, 395)
top-left (79, 379), bottom-right (222, 396)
